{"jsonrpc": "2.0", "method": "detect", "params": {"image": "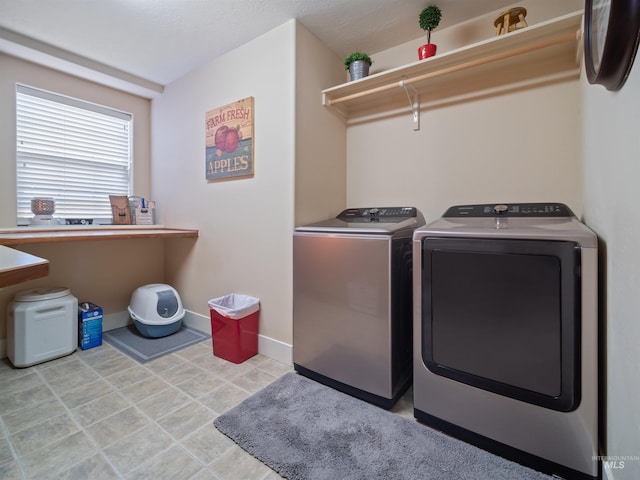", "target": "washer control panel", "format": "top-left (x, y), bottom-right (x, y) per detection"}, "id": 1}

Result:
top-left (443, 203), bottom-right (574, 218)
top-left (337, 207), bottom-right (417, 221)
